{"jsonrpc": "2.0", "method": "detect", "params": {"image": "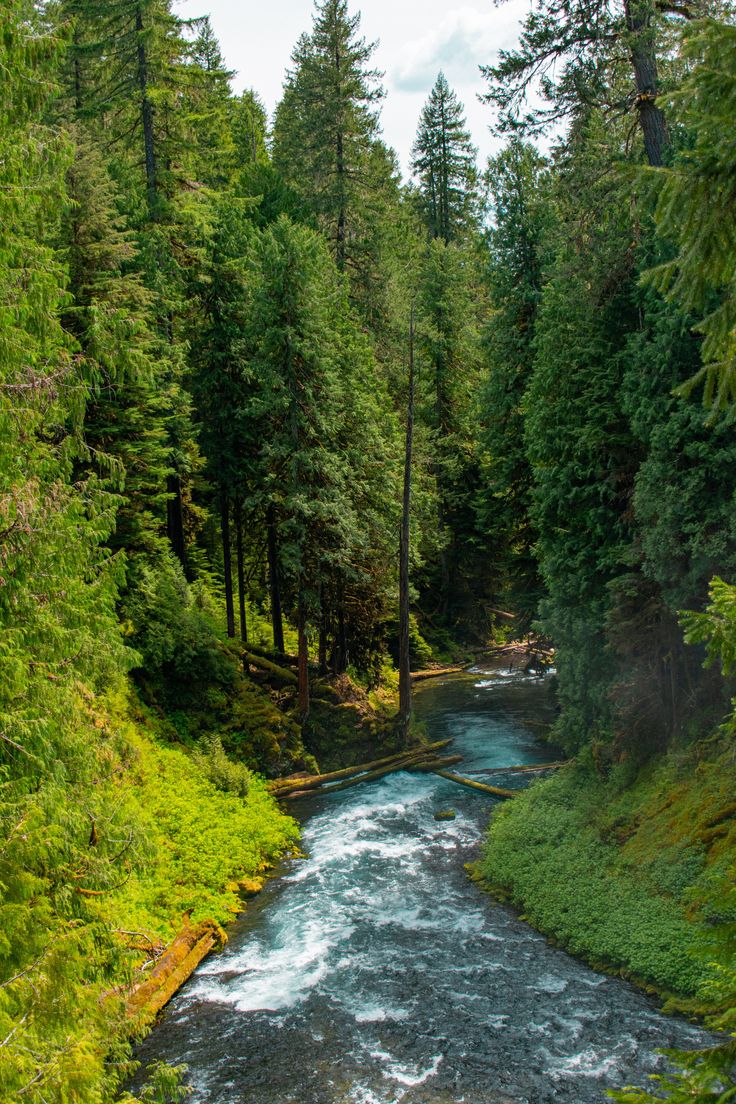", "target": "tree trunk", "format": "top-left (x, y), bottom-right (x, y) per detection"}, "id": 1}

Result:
top-left (297, 593), bottom-right (310, 720)
top-left (220, 492), bottom-right (235, 639)
top-left (267, 506), bottom-right (285, 655)
top-left (333, 581), bottom-right (348, 675)
top-left (334, 41), bottom-right (346, 271)
top-left (135, 4), bottom-right (158, 213)
top-left (318, 585), bottom-right (329, 676)
top-left (399, 309), bottom-right (415, 739)
top-left (624, 0), bottom-right (669, 166)
top-left (235, 499), bottom-right (248, 645)
top-left (166, 473), bottom-right (186, 568)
